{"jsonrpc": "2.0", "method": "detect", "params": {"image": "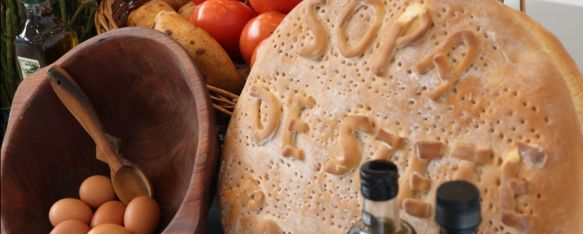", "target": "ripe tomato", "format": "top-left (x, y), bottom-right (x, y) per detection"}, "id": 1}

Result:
top-left (191, 0), bottom-right (205, 4)
top-left (239, 11), bottom-right (285, 63)
top-left (249, 0), bottom-right (302, 14)
top-left (189, 0), bottom-right (256, 59)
